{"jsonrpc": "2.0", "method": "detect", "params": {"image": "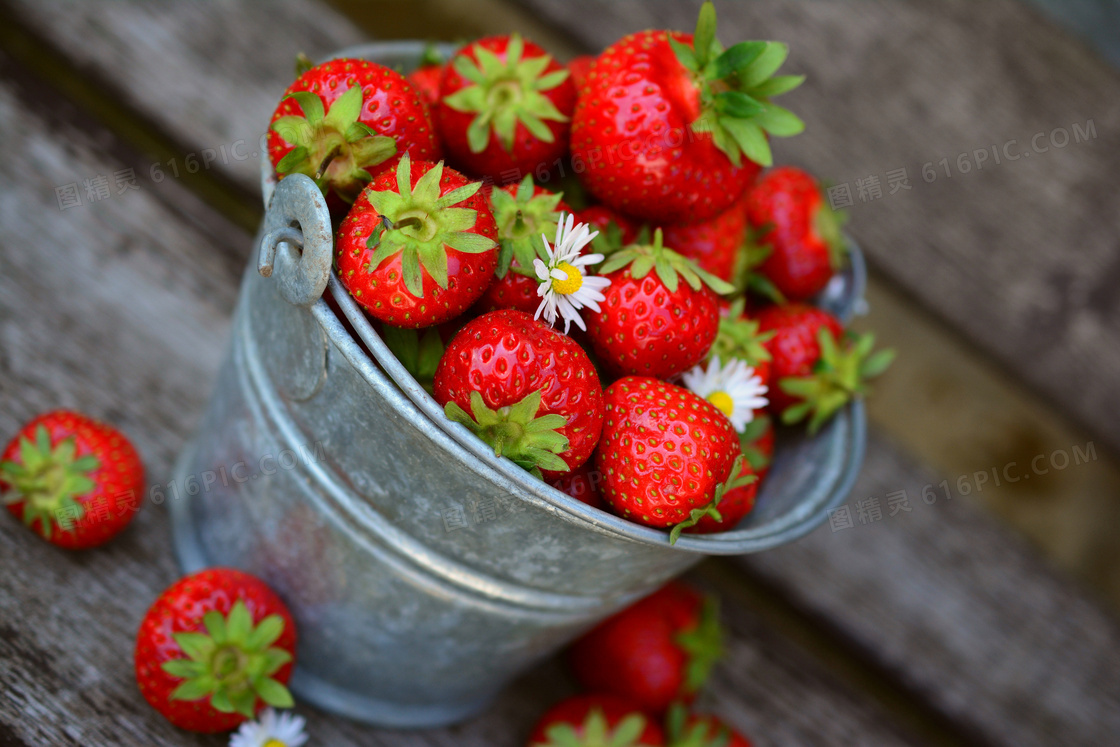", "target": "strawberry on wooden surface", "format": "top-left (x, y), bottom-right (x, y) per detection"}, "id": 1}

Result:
top-left (528, 694), bottom-right (664, 746)
top-left (268, 58), bottom-right (441, 210)
top-left (568, 582), bottom-right (724, 713)
top-left (1, 410), bottom-right (144, 550)
top-left (134, 569), bottom-right (297, 734)
top-left (438, 34), bottom-right (576, 181)
top-left (434, 310), bottom-right (605, 479)
top-left (336, 155), bottom-right (499, 328)
top-left (571, 2), bottom-right (804, 224)
top-left (475, 174), bottom-right (573, 316)
top-left (745, 166), bottom-right (848, 301)
top-left (587, 229), bottom-right (732, 380)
